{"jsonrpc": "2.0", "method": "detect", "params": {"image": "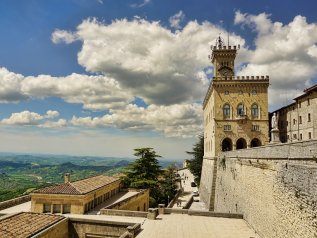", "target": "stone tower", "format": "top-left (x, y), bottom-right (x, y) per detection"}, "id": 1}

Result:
top-left (199, 36), bottom-right (270, 210)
